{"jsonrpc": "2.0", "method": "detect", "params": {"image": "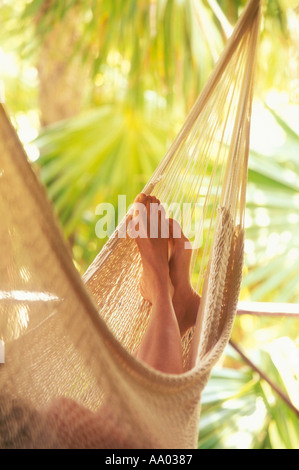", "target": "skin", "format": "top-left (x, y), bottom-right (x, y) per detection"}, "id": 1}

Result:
top-left (42, 193), bottom-right (201, 442)
top-left (128, 193), bottom-right (200, 374)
